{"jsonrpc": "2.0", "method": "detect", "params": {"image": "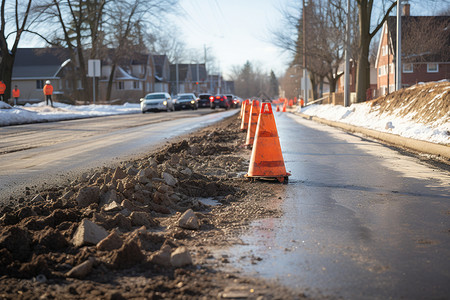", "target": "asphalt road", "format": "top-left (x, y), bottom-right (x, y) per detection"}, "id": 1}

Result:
top-left (0, 109), bottom-right (237, 203)
top-left (227, 112), bottom-right (450, 299)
